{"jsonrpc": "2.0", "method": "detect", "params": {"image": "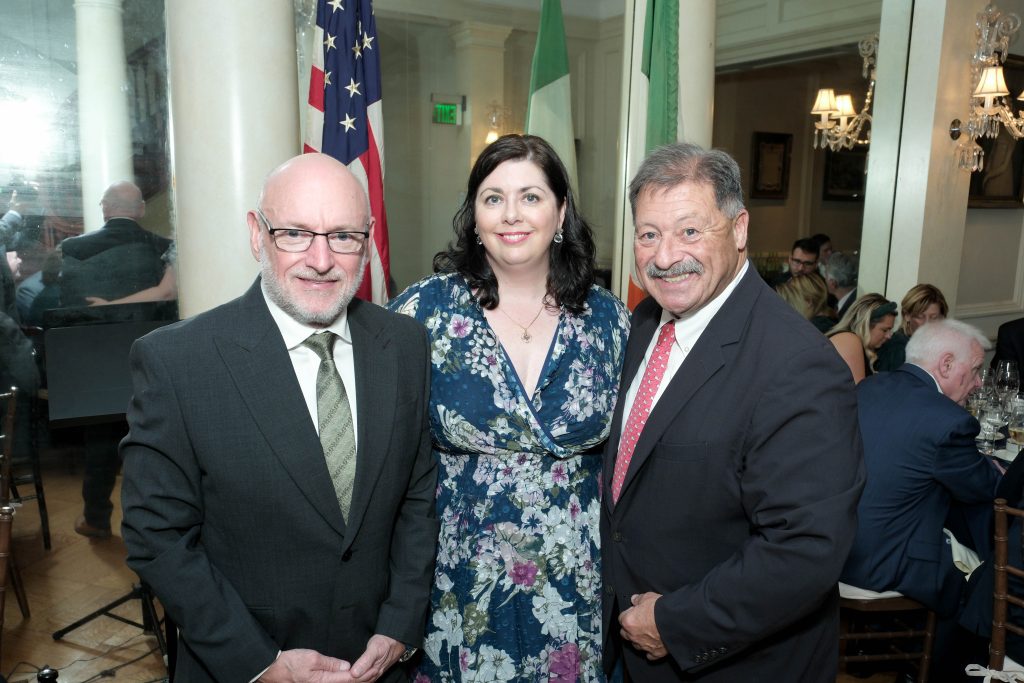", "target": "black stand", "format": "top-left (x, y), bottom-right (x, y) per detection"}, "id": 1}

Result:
top-left (51, 582), bottom-right (168, 661)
